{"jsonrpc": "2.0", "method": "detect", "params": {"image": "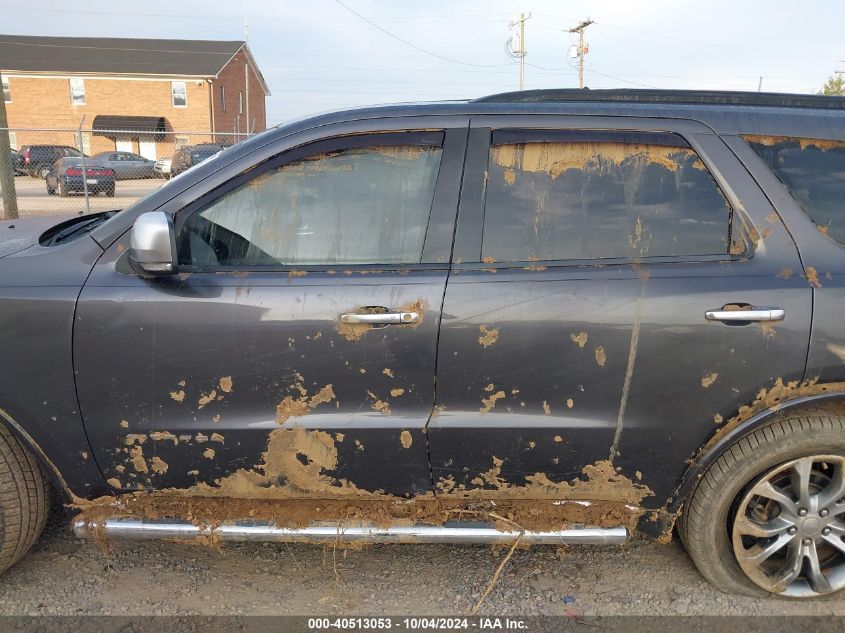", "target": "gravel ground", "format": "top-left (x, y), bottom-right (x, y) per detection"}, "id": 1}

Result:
top-left (0, 508), bottom-right (843, 617)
